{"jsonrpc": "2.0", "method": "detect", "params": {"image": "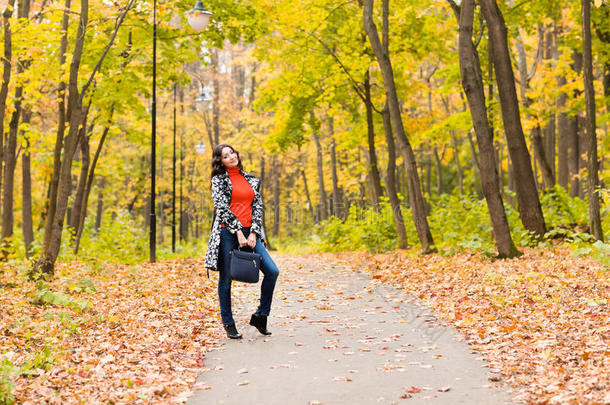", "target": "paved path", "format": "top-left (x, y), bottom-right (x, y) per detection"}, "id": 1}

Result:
top-left (188, 255), bottom-right (513, 405)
